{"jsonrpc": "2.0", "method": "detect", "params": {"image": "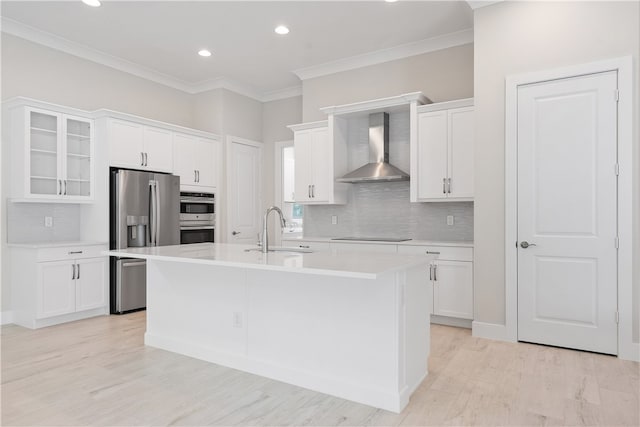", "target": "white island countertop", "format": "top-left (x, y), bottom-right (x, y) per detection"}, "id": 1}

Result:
top-left (106, 243), bottom-right (432, 280)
